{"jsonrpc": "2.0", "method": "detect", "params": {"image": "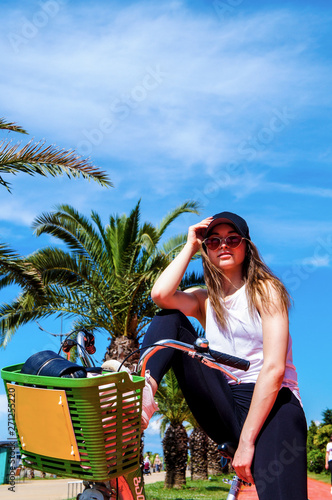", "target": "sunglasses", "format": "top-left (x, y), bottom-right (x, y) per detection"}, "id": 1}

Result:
top-left (203, 235), bottom-right (243, 251)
